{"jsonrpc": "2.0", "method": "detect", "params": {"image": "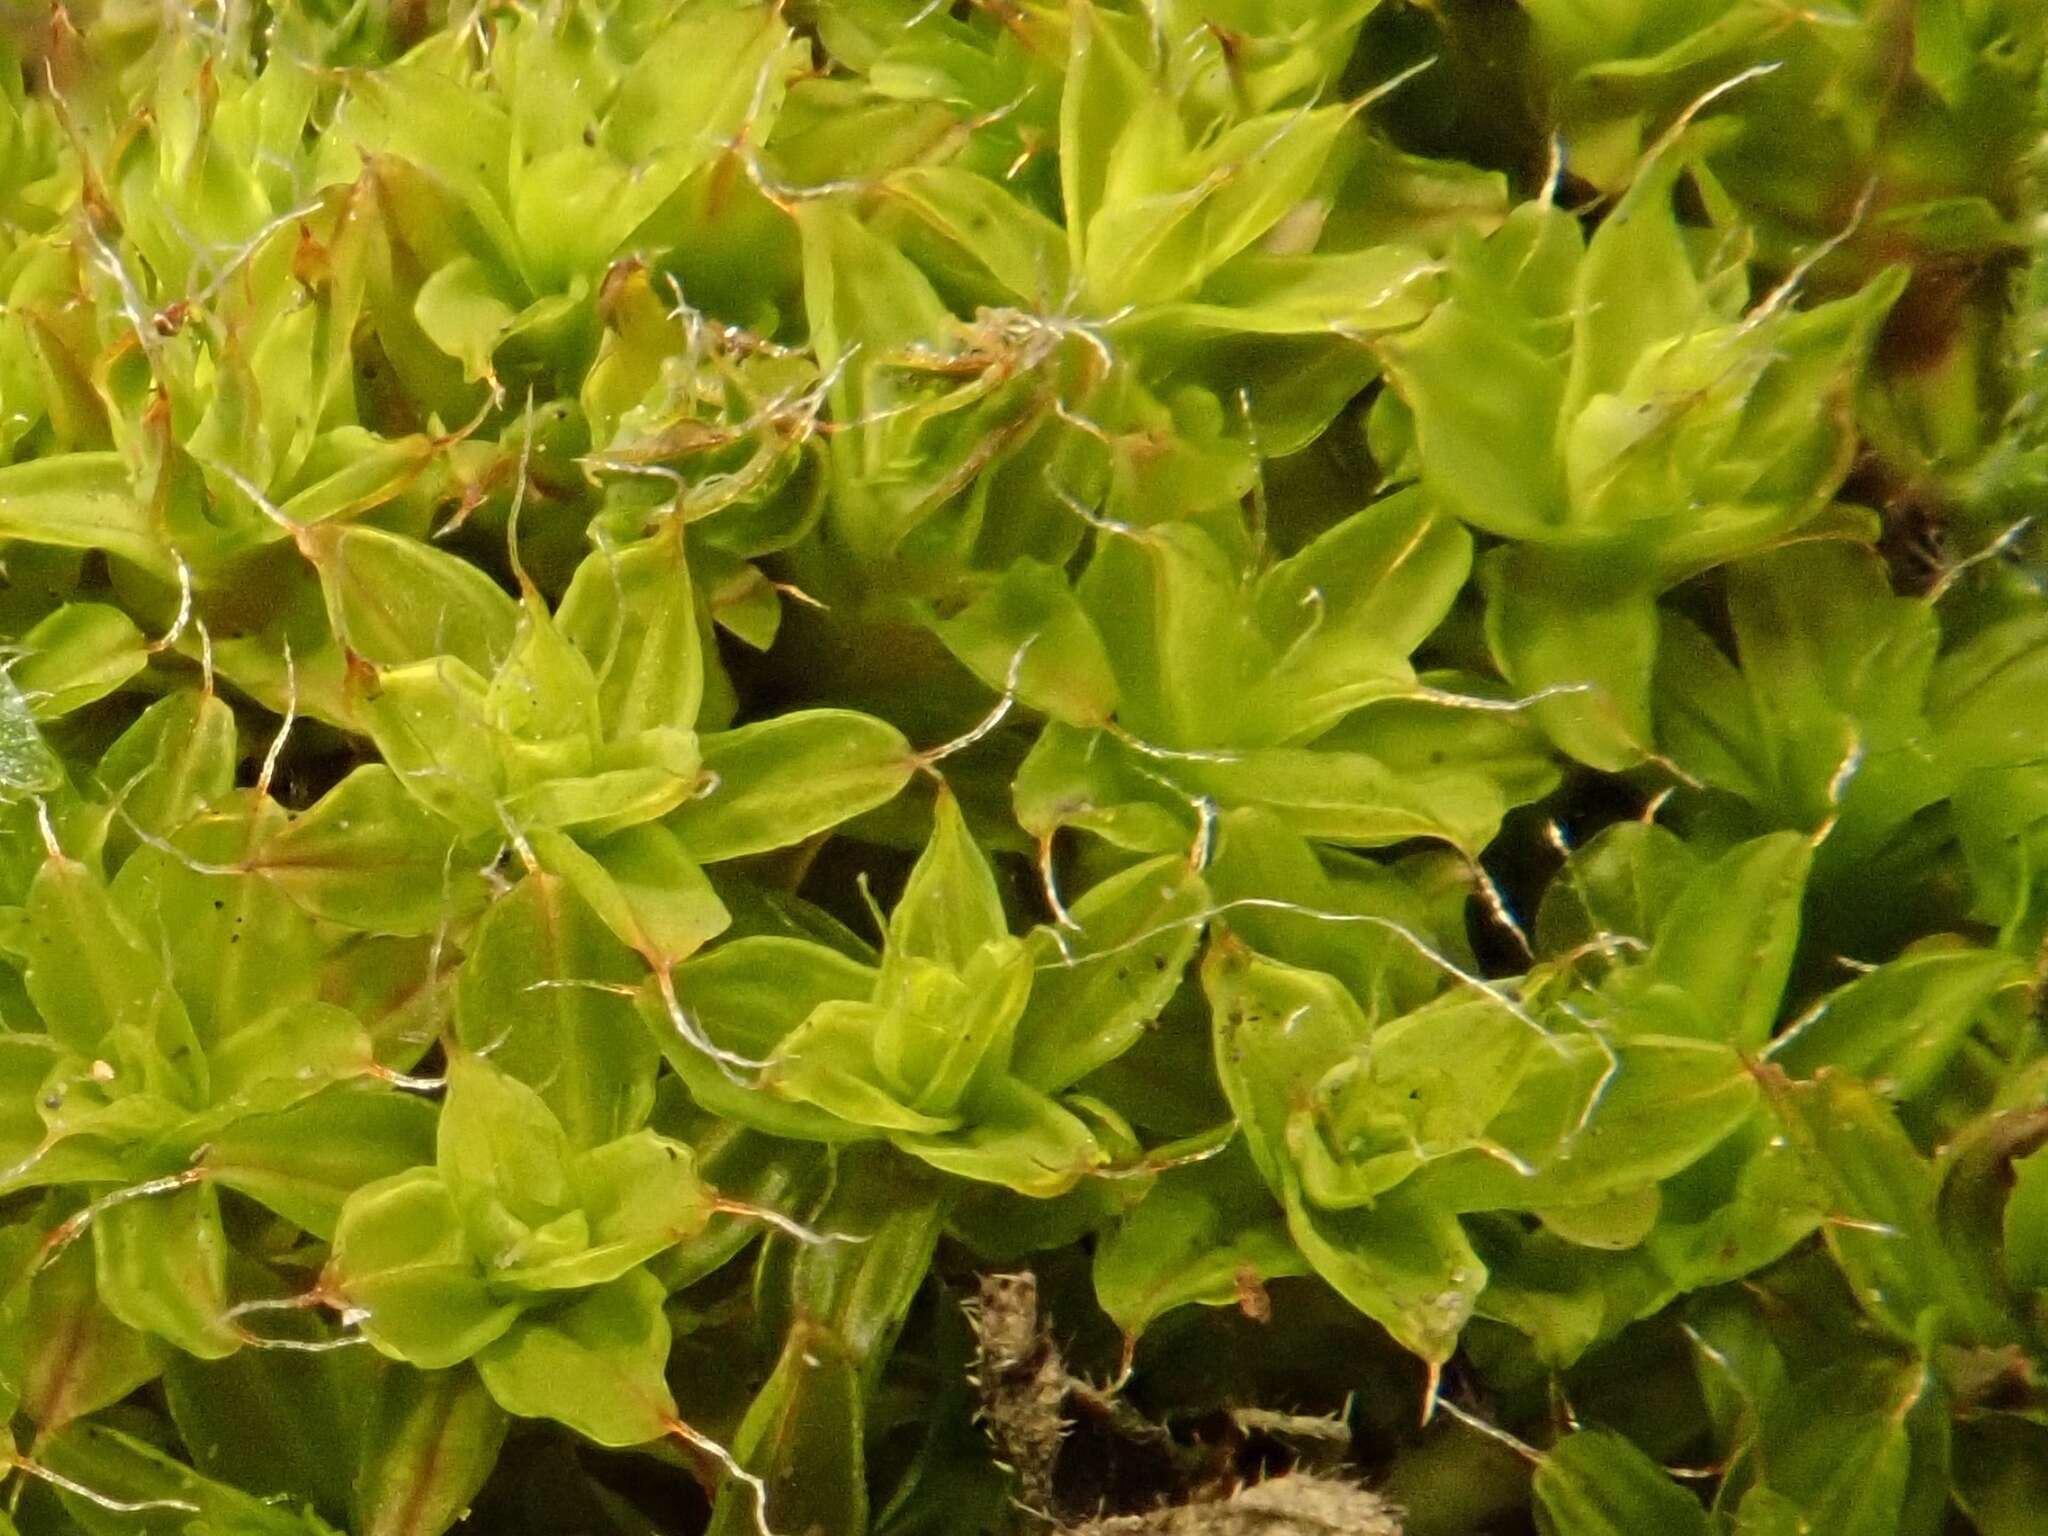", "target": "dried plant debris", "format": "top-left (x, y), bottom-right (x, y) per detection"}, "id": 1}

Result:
top-left (966, 1272), bottom-right (1392, 1535)
top-left (1061, 1475), bottom-right (1402, 1536)
top-left (968, 1270), bottom-right (1192, 1520)
top-left (969, 1271), bottom-right (1073, 1512)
